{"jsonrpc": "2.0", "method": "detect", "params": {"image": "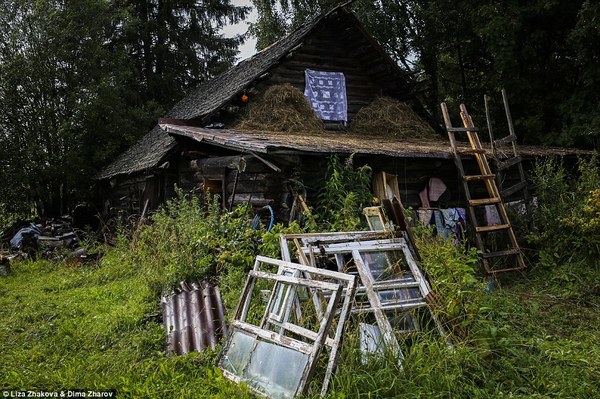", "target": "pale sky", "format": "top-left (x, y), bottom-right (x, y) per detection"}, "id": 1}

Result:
top-left (222, 0), bottom-right (259, 62)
